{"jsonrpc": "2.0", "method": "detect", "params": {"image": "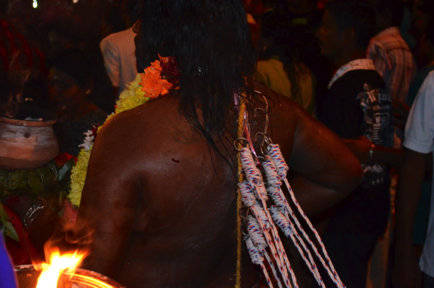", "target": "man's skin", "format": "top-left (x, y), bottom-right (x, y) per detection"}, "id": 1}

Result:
top-left (70, 82), bottom-right (363, 287)
top-left (393, 148), bottom-right (428, 288)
